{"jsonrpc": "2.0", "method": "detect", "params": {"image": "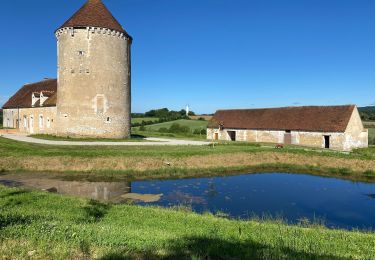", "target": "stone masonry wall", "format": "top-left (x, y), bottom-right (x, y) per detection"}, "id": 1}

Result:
top-left (3, 107), bottom-right (57, 135)
top-left (56, 27), bottom-right (131, 138)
